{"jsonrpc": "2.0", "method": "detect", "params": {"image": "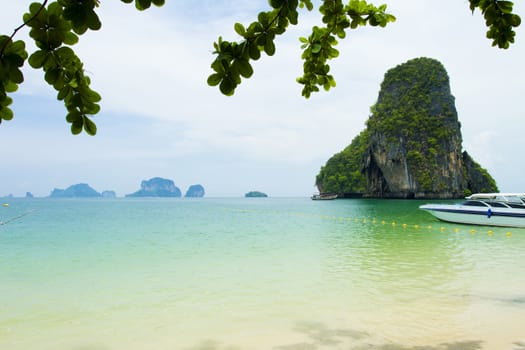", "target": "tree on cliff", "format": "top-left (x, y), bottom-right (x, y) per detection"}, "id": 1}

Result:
top-left (0, 0), bottom-right (521, 134)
